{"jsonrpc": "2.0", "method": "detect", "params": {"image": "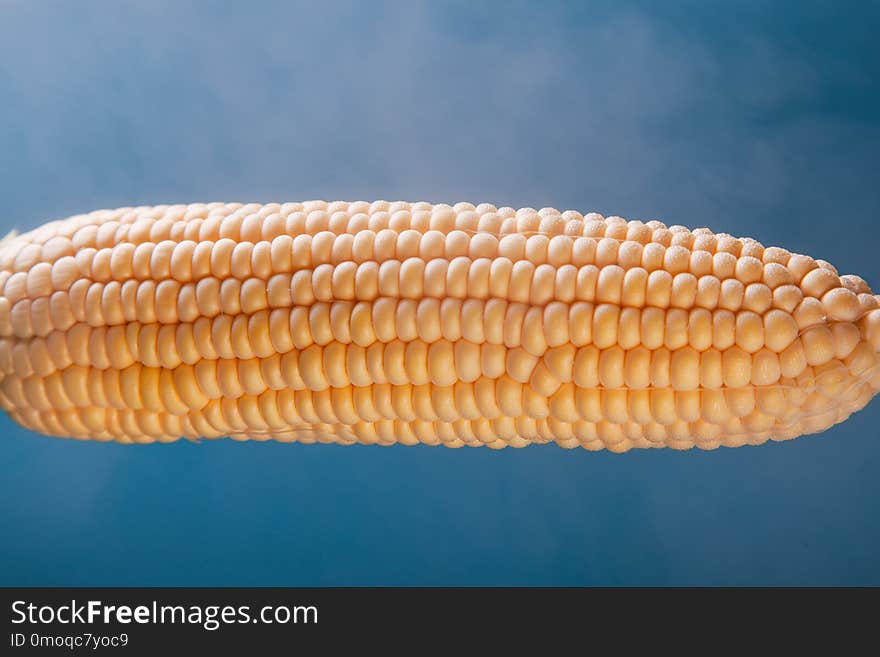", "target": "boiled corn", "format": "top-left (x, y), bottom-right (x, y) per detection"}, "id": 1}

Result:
top-left (0, 201), bottom-right (878, 452)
